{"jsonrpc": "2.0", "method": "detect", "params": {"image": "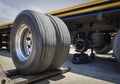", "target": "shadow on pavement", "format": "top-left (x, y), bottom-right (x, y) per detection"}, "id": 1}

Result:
top-left (34, 74), bottom-right (65, 84)
top-left (0, 50), bottom-right (120, 83)
top-left (0, 50), bottom-right (10, 58)
top-left (64, 53), bottom-right (120, 83)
